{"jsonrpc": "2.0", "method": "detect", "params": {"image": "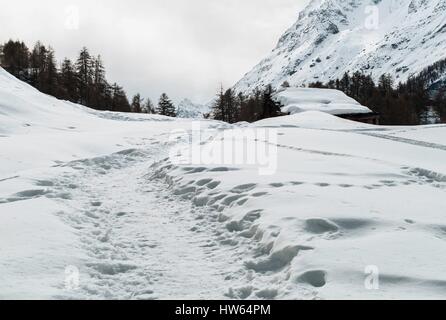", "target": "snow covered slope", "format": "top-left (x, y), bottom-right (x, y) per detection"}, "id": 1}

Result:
top-left (0, 67), bottom-right (182, 175)
top-left (157, 112), bottom-right (446, 300)
top-left (234, 0), bottom-right (446, 94)
top-left (274, 88), bottom-right (372, 115)
top-left (176, 99), bottom-right (210, 119)
top-left (0, 67), bottom-right (222, 299)
top-left (1, 67), bottom-right (446, 299)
